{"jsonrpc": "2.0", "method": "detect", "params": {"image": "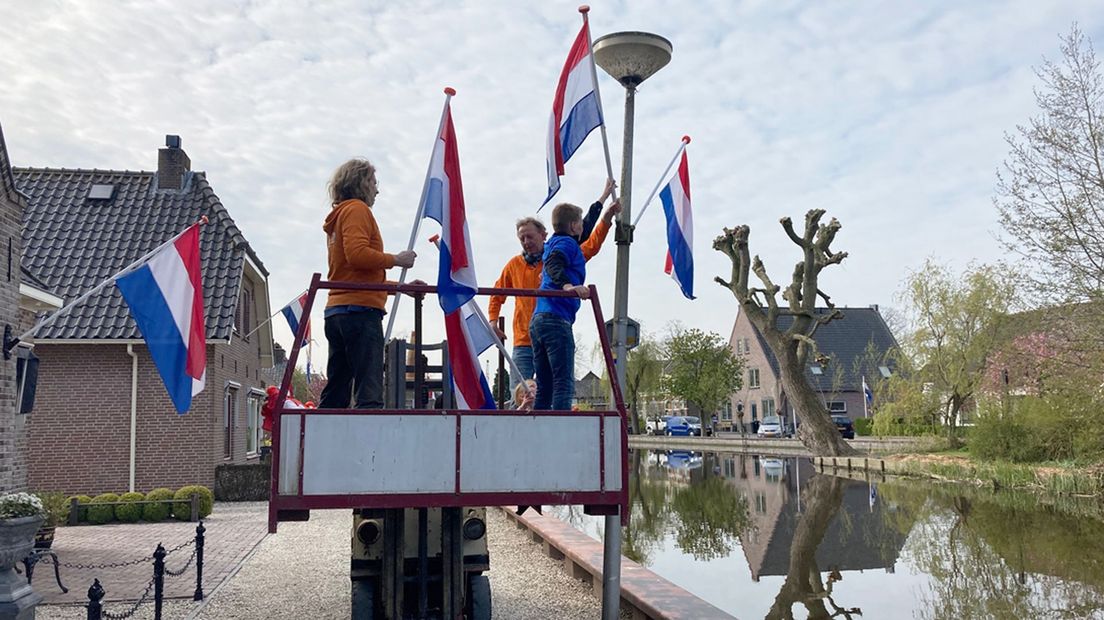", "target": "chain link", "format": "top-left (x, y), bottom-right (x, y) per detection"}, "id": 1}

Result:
top-left (100, 576), bottom-right (155, 620)
top-left (164, 549), bottom-right (196, 577)
top-left (41, 534), bottom-right (195, 570)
